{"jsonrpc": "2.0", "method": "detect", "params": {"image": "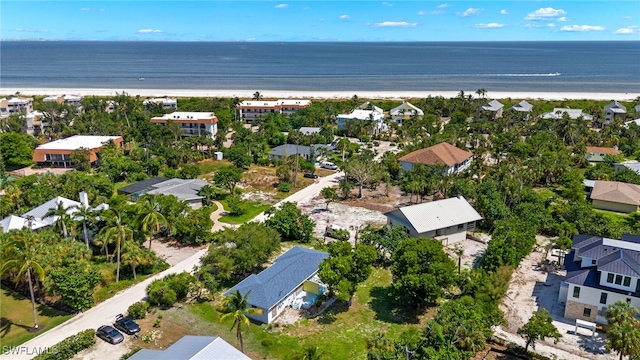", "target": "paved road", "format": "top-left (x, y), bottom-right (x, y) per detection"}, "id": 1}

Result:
top-left (4, 171), bottom-right (343, 360)
top-left (3, 248), bottom-right (207, 360)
